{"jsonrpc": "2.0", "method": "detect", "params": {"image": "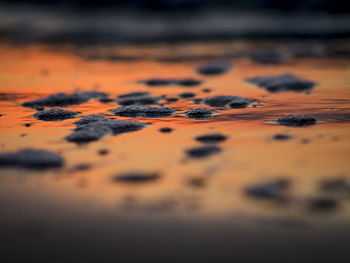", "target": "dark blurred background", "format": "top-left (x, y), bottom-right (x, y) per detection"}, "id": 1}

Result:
top-left (0, 0), bottom-right (349, 44)
top-left (1, 0), bottom-right (349, 13)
